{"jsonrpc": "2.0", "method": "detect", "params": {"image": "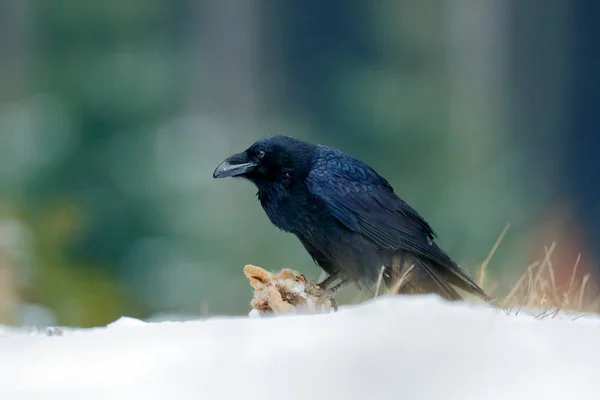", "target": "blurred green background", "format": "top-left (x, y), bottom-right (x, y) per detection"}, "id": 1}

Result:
top-left (0, 0), bottom-right (598, 327)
